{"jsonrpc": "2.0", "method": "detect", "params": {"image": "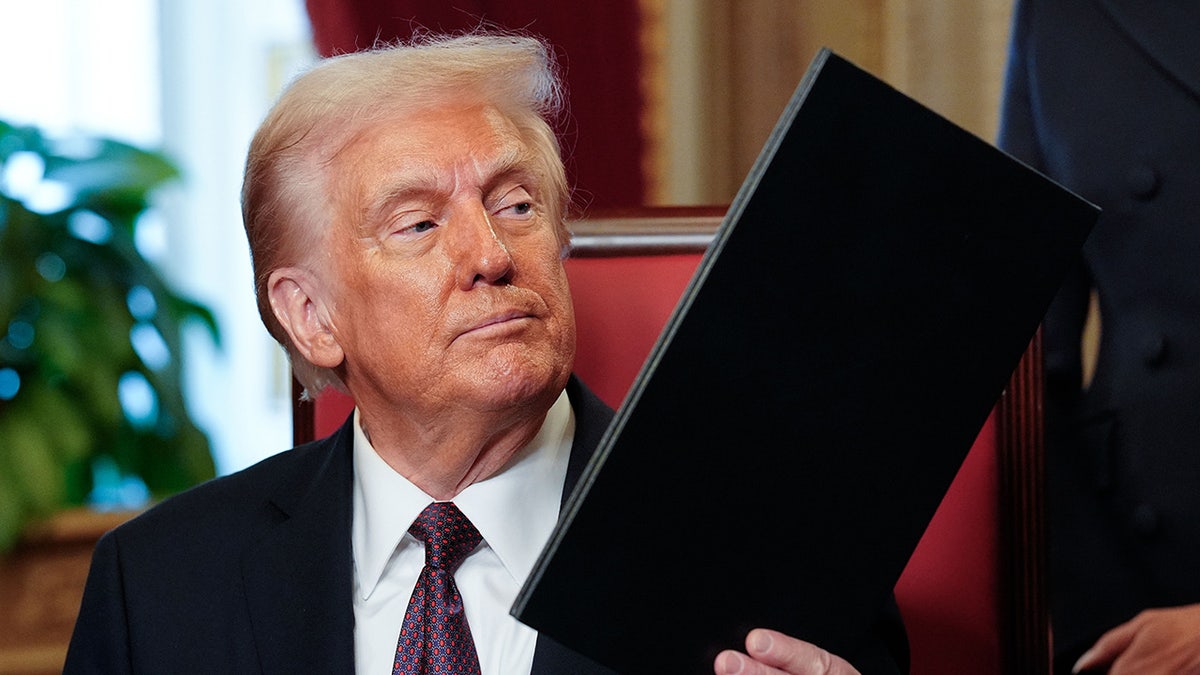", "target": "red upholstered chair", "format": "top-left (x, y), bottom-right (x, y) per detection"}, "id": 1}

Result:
top-left (292, 207), bottom-right (1049, 675)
